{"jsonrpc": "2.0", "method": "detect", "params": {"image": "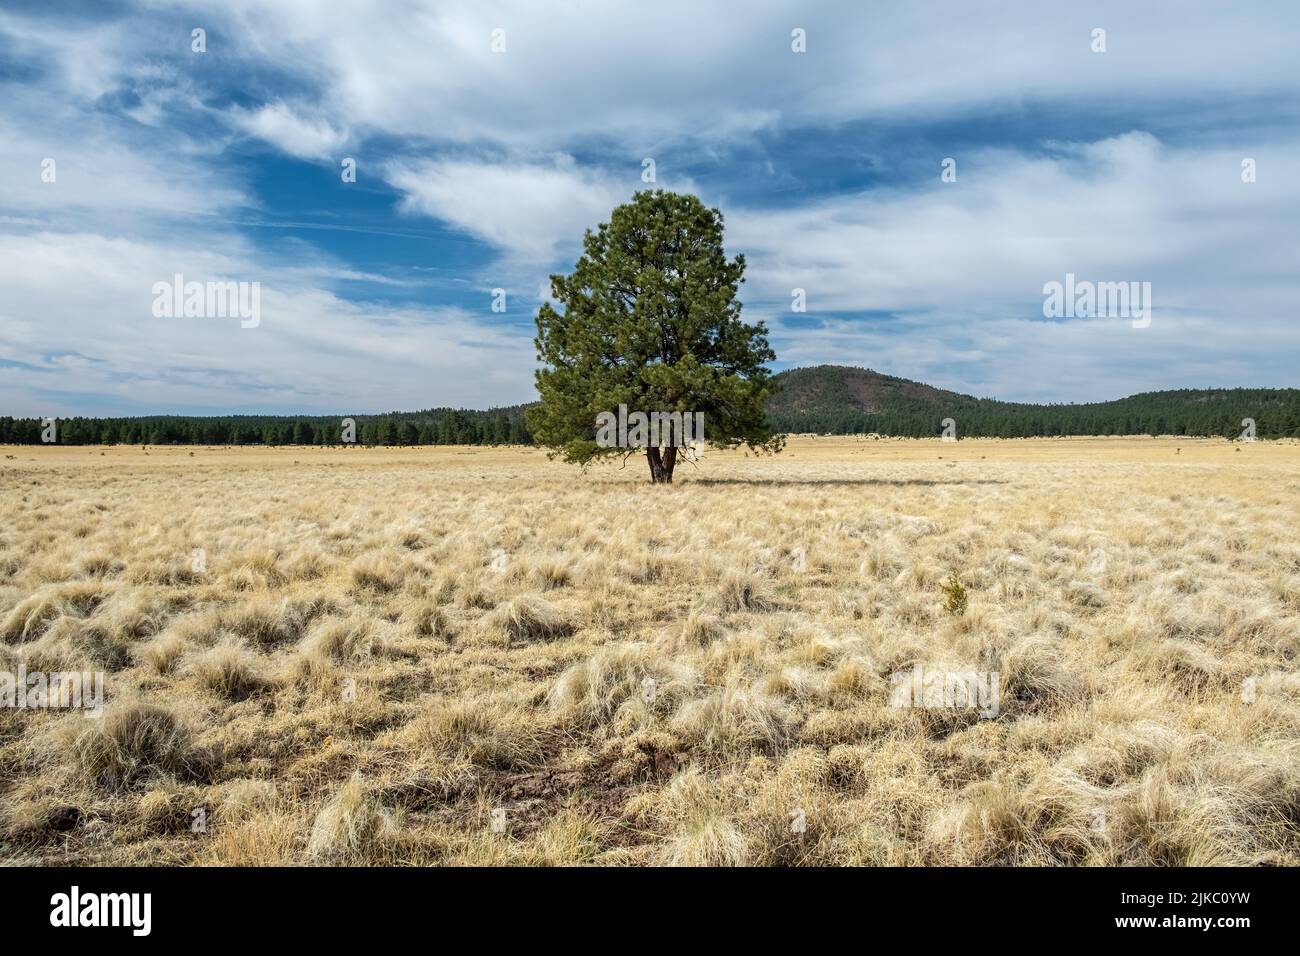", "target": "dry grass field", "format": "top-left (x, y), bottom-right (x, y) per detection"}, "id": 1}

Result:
top-left (3, 436), bottom-right (1300, 866)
